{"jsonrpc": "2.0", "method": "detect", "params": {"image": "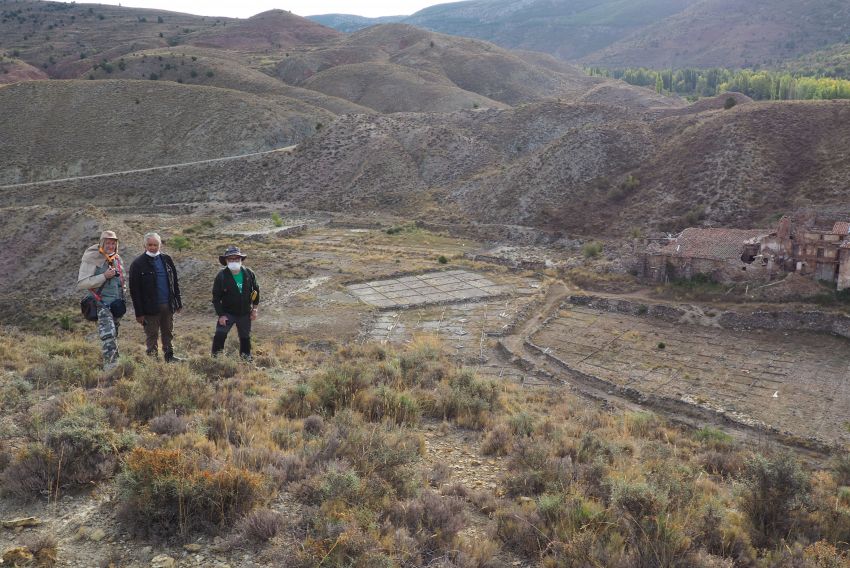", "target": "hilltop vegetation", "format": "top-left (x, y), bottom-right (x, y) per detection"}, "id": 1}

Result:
top-left (588, 67), bottom-right (850, 100)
